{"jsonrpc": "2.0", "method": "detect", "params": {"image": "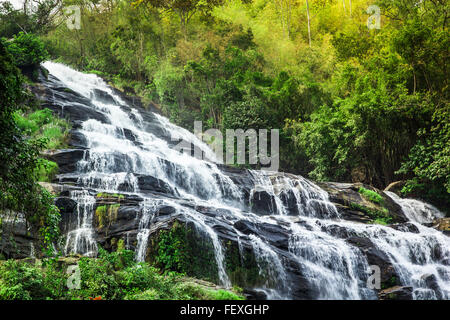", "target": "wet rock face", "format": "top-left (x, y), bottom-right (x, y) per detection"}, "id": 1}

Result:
top-left (279, 189), bottom-right (300, 216)
top-left (91, 89), bottom-right (118, 105)
top-left (319, 182), bottom-right (408, 224)
top-left (346, 236), bottom-right (399, 287)
top-left (379, 286), bottom-right (413, 300)
top-left (44, 149), bottom-right (86, 174)
top-left (421, 273), bottom-right (443, 299)
top-left (251, 189), bottom-right (277, 215)
top-left (136, 175), bottom-right (178, 196)
top-left (0, 211), bottom-right (39, 259)
top-left (390, 222), bottom-right (420, 234)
